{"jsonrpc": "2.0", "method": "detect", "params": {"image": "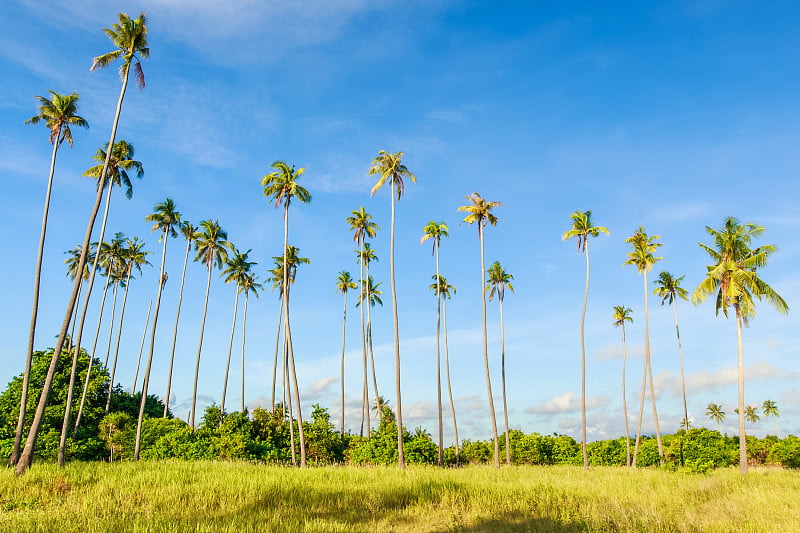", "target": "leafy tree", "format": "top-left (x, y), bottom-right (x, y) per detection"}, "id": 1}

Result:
top-left (744, 406), bottom-right (761, 437)
top-left (706, 403), bottom-right (725, 429)
top-left (762, 400), bottom-right (780, 438)
top-left (613, 305), bottom-right (633, 466)
top-left (486, 260), bottom-right (514, 466)
top-left (335, 271), bottom-right (357, 437)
